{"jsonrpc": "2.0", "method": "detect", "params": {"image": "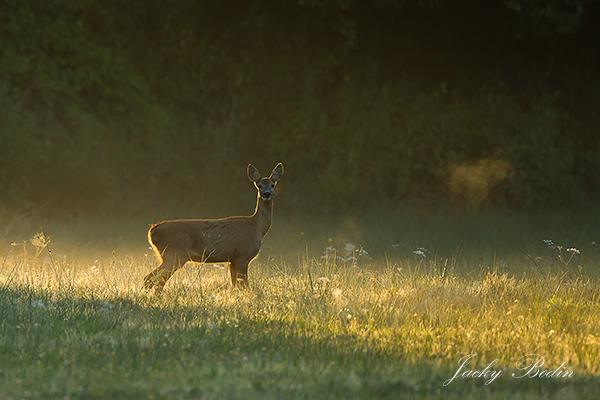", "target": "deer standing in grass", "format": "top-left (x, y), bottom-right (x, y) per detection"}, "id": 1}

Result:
top-left (143, 163), bottom-right (284, 294)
